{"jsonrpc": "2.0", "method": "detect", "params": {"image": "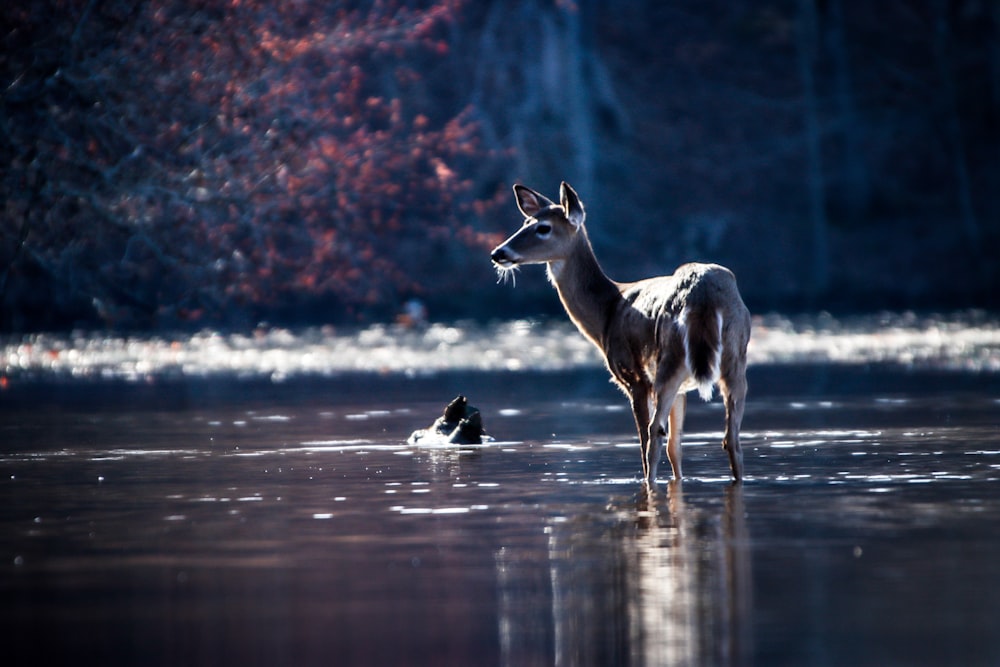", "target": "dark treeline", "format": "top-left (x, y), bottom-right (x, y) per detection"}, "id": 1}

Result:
top-left (1, 0), bottom-right (997, 332)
